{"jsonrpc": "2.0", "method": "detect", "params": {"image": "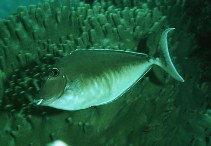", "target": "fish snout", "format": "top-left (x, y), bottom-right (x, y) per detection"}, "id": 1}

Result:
top-left (33, 98), bottom-right (43, 105)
